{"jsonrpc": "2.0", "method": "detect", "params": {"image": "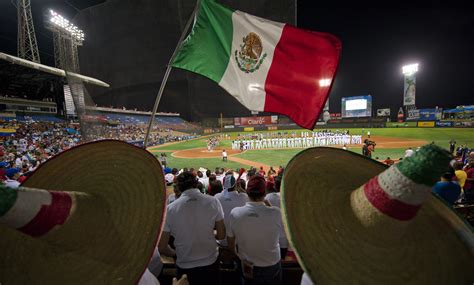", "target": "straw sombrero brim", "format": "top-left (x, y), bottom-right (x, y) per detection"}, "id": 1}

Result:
top-left (0, 140), bottom-right (166, 284)
top-left (282, 147), bottom-right (474, 284)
